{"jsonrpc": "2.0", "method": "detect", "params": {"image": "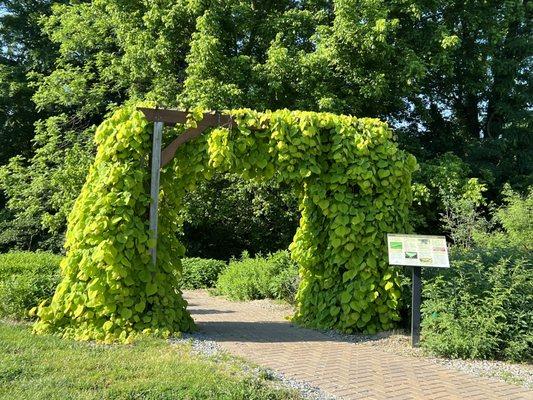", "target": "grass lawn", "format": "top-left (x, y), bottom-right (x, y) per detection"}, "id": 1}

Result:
top-left (0, 321), bottom-right (300, 400)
